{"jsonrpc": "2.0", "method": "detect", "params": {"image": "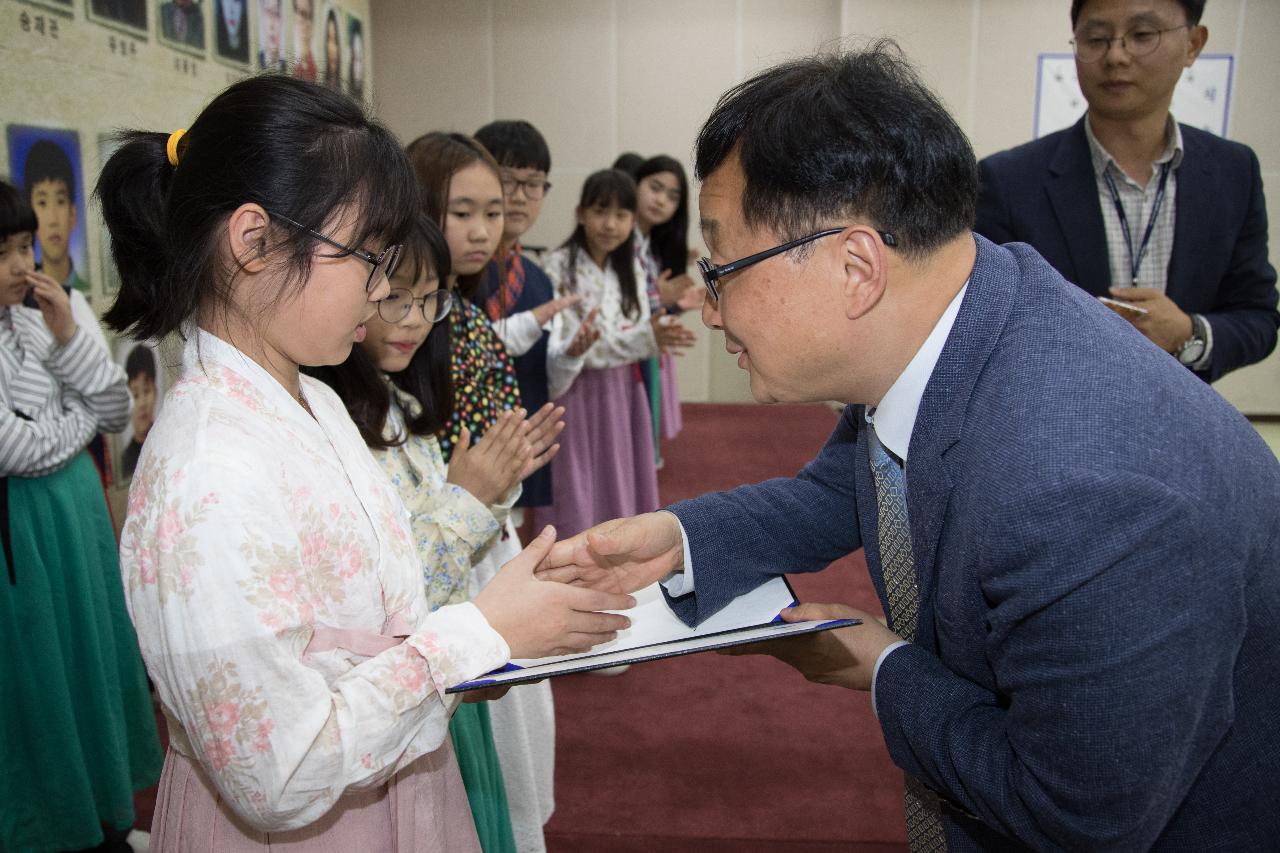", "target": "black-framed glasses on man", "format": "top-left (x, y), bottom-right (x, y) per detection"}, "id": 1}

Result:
top-left (697, 227), bottom-right (897, 302)
top-left (267, 211), bottom-right (403, 294)
top-left (500, 173), bottom-right (552, 200)
top-left (377, 287), bottom-right (455, 324)
top-left (1070, 24), bottom-right (1189, 63)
